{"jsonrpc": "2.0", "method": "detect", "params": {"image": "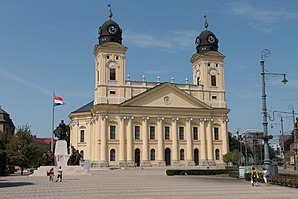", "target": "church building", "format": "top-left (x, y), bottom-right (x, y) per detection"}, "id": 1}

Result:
top-left (69, 10), bottom-right (230, 167)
